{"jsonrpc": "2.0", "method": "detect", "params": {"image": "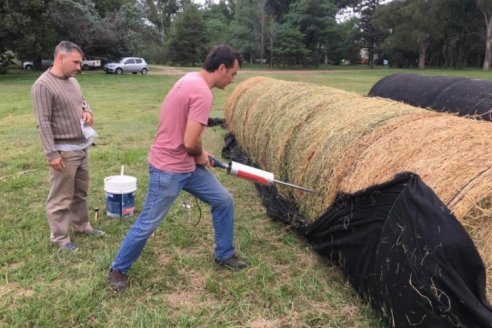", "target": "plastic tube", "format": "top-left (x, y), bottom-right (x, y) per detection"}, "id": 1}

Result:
top-left (228, 161), bottom-right (274, 186)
